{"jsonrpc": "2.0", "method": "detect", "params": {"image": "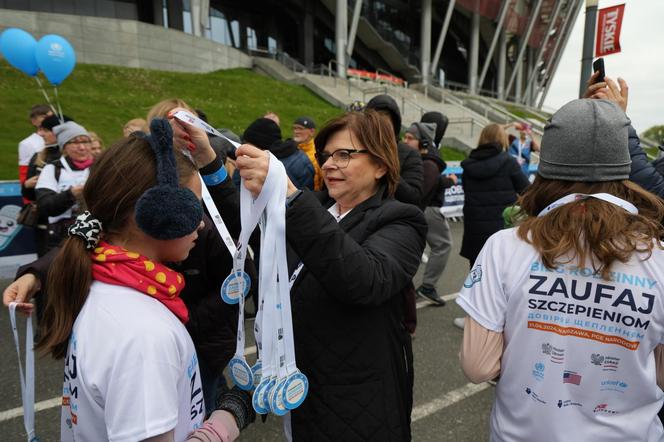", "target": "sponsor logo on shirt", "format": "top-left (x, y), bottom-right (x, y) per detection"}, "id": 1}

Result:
top-left (600, 379), bottom-right (628, 393)
top-left (541, 342), bottom-right (565, 364)
top-left (557, 399), bottom-right (582, 408)
top-left (525, 387), bottom-right (547, 404)
top-left (593, 403), bottom-right (619, 414)
top-left (590, 353), bottom-right (620, 371)
top-left (562, 370), bottom-right (582, 385)
top-left (532, 362), bottom-right (545, 381)
top-left (463, 265), bottom-right (482, 288)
